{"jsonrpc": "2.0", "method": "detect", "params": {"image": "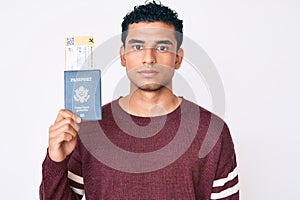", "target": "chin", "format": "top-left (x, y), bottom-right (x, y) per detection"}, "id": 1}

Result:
top-left (138, 84), bottom-right (165, 92)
